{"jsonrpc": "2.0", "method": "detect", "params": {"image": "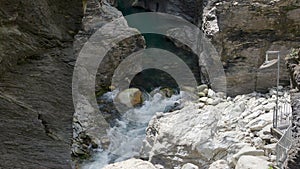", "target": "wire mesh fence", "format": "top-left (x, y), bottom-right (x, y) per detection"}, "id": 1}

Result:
top-left (276, 100), bottom-right (292, 129)
top-left (274, 95), bottom-right (293, 168)
top-left (276, 124), bottom-right (293, 168)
